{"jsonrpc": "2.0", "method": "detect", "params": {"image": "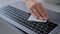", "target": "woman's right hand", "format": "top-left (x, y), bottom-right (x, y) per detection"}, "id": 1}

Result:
top-left (25, 0), bottom-right (49, 20)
